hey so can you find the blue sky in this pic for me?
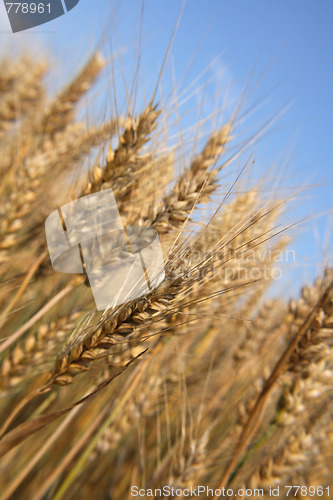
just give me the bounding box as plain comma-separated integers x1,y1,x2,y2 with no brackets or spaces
1,0,332,291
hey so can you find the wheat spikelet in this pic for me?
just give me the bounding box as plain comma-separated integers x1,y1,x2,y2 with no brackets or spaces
215,271,333,495
50,265,194,386
40,52,106,135
0,310,82,392
0,56,47,137
83,102,160,197
0,56,27,92
0,120,119,256
143,125,232,235
237,405,333,496
276,274,333,427
168,431,210,490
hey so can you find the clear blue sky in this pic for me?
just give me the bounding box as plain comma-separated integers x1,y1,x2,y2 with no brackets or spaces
1,0,332,291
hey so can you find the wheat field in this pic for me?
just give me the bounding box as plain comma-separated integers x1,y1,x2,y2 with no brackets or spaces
0,36,332,500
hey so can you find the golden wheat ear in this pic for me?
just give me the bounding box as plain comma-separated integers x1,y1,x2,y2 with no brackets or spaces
40,52,106,136
0,55,47,138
